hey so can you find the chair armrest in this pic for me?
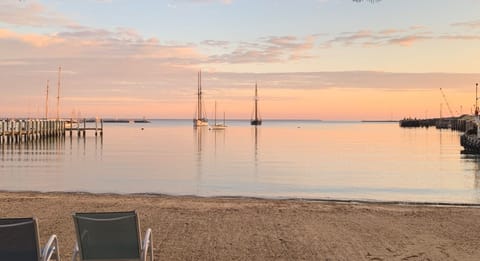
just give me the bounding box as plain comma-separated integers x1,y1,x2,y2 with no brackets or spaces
141,228,153,261
41,234,60,261
71,241,79,261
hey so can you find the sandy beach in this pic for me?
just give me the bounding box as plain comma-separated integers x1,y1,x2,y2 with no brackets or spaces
1,192,480,260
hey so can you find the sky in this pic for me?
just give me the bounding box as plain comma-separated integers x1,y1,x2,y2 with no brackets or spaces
1,0,480,120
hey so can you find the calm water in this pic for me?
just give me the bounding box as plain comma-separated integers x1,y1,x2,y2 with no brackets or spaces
1,120,480,203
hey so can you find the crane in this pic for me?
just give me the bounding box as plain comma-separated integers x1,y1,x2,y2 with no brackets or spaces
439,88,455,117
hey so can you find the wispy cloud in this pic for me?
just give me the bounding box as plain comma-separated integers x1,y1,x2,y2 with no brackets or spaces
452,19,480,29
326,26,480,47
0,28,65,47
0,1,75,27
208,35,316,63
201,40,230,47
0,25,203,64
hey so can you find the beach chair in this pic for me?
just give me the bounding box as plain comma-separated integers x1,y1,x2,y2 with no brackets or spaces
72,211,153,261
0,217,60,261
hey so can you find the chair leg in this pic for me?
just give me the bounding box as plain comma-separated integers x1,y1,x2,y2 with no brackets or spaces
71,242,79,261
141,228,153,261
41,234,60,261
149,233,154,261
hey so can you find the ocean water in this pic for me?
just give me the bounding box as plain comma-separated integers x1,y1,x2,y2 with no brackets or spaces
1,120,480,203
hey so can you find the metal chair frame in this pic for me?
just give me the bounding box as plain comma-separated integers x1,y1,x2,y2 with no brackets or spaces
0,217,60,261
71,211,153,261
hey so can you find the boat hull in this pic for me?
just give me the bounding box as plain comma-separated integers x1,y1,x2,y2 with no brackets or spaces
460,133,480,153
210,124,226,130
193,119,208,127
250,120,262,126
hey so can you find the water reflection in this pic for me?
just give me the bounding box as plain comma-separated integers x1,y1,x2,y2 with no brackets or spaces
1,136,66,163
252,126,260,178
1,135,103,166
461,153,480,189
212,128,226,157
3,121,480,203
193,127,206,194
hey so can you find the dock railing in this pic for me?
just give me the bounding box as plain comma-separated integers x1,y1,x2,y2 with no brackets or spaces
65,118,104,137
0,118,104,144
0,119,65,144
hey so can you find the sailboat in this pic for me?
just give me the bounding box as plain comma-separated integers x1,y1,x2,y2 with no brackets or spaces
210,101,227,130
193,71,209,127
250,82,262,125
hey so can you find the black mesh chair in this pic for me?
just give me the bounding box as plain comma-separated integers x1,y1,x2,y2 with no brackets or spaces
72,211,153,261
0,217,60,261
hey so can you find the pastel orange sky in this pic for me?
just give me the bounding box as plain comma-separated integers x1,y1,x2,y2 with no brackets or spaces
1,0,480,120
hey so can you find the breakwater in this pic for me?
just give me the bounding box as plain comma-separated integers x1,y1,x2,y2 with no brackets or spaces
399,115,475,132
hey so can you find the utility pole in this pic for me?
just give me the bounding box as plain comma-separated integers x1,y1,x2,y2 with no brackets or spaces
56,66,61,120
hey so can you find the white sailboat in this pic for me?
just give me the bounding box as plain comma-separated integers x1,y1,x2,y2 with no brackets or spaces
210,101,227,130
193,71,209,127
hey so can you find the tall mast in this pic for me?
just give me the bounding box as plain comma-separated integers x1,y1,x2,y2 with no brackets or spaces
214,100,217,125
476,83,478,116
476,83,479,136
56,66,61,120
254,82,258,121
45,80,49,119
197,71,200,119
197,71,202,119
200,71,202,119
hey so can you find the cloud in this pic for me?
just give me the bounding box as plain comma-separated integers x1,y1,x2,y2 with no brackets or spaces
208,35,316,63
326,26,480,47
452,20,480,29
202,71,480,92
0,28,65,47
329,30,374,46
0,1,75,27
201,40,230,47
387,35,426,46
0,25,204,64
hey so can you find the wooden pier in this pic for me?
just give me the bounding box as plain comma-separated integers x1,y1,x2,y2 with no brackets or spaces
0,118,104,144
0,119,65,144
65,119,104,137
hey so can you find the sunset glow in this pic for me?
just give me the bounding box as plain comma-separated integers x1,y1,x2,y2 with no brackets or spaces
1,0,480,120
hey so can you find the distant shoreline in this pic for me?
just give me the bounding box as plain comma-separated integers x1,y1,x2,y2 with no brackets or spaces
361,120,399,123
0,118,404,123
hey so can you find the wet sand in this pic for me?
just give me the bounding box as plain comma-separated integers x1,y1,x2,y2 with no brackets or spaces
1,191,480,260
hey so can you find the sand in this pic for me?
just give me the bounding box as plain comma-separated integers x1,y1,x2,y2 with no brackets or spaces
1,192,480,260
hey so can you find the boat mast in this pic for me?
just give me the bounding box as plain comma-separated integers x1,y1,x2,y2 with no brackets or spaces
476,83,478,116
476,83,479,136
56,66,61,120
45,80,49,119
197,71,201,120
254,82,258,121
214,100,217,125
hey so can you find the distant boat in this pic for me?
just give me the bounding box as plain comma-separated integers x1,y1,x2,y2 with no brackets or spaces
210,101,227,130
193,71,208,127
250,82,262,125
461,83,480,153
